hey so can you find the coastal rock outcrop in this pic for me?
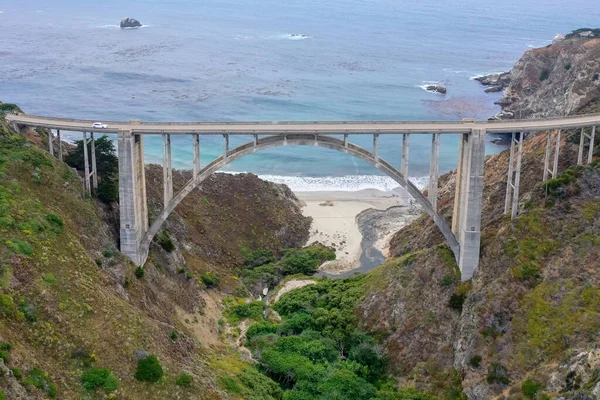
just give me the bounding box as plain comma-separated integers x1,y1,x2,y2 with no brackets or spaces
120,17,142,28
425,84,447,95
491,31,600,119
473,72,511,93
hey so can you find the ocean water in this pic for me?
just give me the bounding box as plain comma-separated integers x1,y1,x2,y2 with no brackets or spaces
1,0,598,191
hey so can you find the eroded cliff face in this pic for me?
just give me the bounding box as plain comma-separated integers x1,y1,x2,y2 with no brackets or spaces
361,126,600,399
495,36,600,119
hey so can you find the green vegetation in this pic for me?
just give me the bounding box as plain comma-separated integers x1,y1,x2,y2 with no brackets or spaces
102,249,114,258
224,298,266,323
11,367,23,379
170,330,179,341
135,266,144,279
564,63,572,70
448,282,472,312
0,103,19,113
134,354,164,383
238,244,335,295
155,229,175,252
539,69,550,82
6,239,33,255
521,378,542,399
81,367,119,393
65,135,119,204
513,281,600,366
543,167,579,197
486,363,510,385
175,372,193,387
24,367,58,398
241,275,432,399
468,355,482,369
565,28,600,39
201,271,220,287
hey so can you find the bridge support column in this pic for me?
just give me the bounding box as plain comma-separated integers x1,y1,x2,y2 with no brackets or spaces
162,133,173,208
57,130,63,162
453,129,485,281
90,132,98,191
373,134,379,162
401,134,410,177
193,134,200,179
589,126,596,164
224,134,229,159
83,132,91,194
48,130,54,157
428,133,440,210
504,132,523,220
118,130,148,266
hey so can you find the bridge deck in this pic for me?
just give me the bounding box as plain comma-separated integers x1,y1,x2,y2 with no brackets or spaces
7,112,600,134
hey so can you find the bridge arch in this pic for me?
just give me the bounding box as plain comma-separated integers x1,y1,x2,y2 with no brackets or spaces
139,133,460,263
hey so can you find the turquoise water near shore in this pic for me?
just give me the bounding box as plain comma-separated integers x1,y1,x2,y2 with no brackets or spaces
1,0,598,190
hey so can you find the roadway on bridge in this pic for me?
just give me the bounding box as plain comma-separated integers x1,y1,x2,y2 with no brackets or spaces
7,112,600,135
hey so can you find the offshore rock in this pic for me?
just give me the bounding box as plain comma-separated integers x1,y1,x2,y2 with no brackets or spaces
120,17,142,28
426,84,447,94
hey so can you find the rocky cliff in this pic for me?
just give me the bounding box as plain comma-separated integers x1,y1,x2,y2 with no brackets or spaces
489,30,600,120
360,117,600,398
0,108,310,399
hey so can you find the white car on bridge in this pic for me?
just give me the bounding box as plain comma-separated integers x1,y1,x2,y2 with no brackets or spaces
92,122,108,129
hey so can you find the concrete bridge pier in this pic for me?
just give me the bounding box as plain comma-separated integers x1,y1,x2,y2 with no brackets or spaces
162,133,173,207
452,129,486,281
118,130,149,265
428,133,440,210
57,130,63,162
401,134,410,177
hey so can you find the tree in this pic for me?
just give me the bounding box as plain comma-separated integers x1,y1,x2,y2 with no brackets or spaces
65,135,119,203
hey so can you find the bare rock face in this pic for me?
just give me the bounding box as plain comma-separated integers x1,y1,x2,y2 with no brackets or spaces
474,72,511,94
120,17,142,28
493,35,600,119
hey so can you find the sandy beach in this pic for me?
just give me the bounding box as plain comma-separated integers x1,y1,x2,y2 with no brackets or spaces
295,187,420,276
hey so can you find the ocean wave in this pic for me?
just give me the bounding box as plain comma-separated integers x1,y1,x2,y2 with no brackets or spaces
99,24,151,29
469,72,505,80
269,33,311,40
225,173,429,192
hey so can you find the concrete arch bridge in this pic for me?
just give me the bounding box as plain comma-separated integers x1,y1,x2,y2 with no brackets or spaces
7,112,600,280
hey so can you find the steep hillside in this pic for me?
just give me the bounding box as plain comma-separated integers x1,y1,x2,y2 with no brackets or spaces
0,107,310,399
360,123,600,399
494,31,600,119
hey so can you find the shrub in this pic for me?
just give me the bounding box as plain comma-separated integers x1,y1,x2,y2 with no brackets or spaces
0,390,4,400
97,177,119,204
220,376,242,393
201,271,220,287
0,343,11,351
5,239,33,255
512,263,541,283
175,372,193,387
170,331,179,341
0,103,19,113
539,69,550,82
135,266,144,279
522,378,542,399
134,355,163,383
81,368,119,393
486,362,510,385
24,367,58,398
246,322,279,340
469,355,482,368
42,273,56,285
234,301,266,320
155,230,175,252
448,283,471,312
440,275,454,287
244,249,275,268
11,368,22,379
0,350,9,363
102,249,114,258
565,63,572,70
45,214,64,233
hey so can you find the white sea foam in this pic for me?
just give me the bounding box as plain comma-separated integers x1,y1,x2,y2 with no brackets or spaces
269,33,311,40
224,173,428,192
99,24,151,29
469,72,505,80
418,81,443,93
